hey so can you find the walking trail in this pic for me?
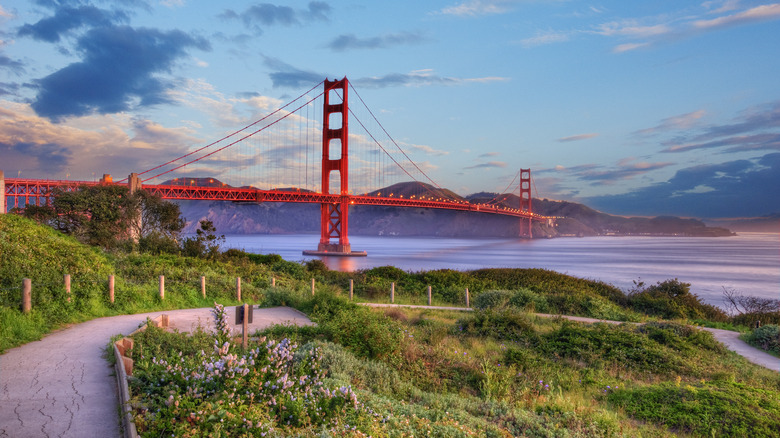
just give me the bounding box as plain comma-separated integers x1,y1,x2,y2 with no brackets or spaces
1,304,777,438
0,306,313,438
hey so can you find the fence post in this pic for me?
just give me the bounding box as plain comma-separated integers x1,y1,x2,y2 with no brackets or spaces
236,277,242,301
271,277,276,288
427,285,432,306
465,288,470,308
159,275,165,300
349,279,353,300
22,278,31,314
201,276,206,299
311,278,315,296
108,275,115,304
64,274,71,303
391,282,395,303
242,303,249,350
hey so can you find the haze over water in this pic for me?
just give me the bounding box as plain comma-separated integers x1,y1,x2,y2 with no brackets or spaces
224,233,779,309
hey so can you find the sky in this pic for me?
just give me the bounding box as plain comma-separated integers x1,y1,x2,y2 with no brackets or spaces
1,0,779,219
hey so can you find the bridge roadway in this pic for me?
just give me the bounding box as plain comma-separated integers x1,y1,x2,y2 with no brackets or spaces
2,178,546,220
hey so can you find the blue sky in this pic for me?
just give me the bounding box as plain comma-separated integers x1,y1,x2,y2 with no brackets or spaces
1,0,779,219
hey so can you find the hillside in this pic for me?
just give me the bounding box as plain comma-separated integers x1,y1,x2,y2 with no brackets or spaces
173,181,733,237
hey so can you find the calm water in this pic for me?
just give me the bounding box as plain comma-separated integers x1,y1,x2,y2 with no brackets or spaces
223,233,779,308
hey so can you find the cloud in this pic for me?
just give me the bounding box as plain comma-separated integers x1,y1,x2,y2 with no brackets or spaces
519,31,570,48
0,101,200,178
479,151,499,158
557,133,599,142
693,3,780,30
327,31,427,51
0,55,24,74
220,1,330,35
408,143,449,156
655,101,780,154
30,26,210,121
353,70,509,89
17,5,128,43
636,110,707,136
464,161,507,169
263,57,325,88
437,0,517,17
583,153,780,217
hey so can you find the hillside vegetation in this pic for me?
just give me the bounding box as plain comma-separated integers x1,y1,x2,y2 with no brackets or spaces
3,214,779,436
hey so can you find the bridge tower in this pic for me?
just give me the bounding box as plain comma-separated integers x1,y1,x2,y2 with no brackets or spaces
519,168,533,238
304,77,366,256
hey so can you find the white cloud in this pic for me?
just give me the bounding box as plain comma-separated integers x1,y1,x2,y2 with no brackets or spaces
694,3,780,29
438,0,514,17
557,133,599,142
519,32,570,48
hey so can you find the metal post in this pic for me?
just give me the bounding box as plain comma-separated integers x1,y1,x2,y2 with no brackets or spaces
201,276,206,299
236,277,241,301
64,274,71,303
391,282,395,303
22,278,31,314
159,275,165,300
427,285,432,306
349,279,353,300
109,275,115,304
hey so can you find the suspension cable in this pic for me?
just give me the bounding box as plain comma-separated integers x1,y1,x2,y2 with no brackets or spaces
142,90,325,183
123,80,324,184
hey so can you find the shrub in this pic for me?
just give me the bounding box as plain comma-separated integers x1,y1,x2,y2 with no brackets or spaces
628,279,728,321
607,381,780,437
473,290,514,310
458,309,539,346
746,324,780,355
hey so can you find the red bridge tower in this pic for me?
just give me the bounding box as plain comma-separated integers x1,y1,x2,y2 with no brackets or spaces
303,78,367,256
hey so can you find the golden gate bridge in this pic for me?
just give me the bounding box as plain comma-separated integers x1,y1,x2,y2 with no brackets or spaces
1,78,550,256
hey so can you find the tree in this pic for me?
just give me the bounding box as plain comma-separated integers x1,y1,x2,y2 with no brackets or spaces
181,219,224,259
23,184,184,251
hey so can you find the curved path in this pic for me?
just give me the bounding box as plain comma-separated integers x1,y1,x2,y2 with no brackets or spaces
0,307,313,438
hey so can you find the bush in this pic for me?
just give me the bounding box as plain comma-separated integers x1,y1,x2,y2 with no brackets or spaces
746,324,780,355
473,290,514,310
607,381,780,437
458,309,539,346
628,279,727,321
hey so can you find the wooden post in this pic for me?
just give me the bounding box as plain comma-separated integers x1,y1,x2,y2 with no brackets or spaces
465,287,470,308
159,275,165,300
22,278,31,314
108,275,115,304
271,277,276,288
311,278,315,296
349,279,353,300
427,285,432,306
64,274,71,303
200,276,206,299
242,303,249,349
236,277,242,301
391,282,395,303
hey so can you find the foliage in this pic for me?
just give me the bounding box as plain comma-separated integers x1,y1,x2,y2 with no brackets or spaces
181,219,224,259
129,326,374,437
607,381,780,437
745,324,780,355
627,279,727,321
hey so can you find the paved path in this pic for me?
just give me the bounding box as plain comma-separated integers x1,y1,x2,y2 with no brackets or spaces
364,303,780,372
0,306,313,438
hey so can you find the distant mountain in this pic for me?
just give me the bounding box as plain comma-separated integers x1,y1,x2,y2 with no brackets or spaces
708,213,780,233
171,180,734,238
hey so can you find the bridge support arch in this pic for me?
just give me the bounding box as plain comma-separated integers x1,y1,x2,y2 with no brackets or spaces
304,78,366,257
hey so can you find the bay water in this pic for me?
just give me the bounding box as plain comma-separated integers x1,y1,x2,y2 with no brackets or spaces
223,233,779,308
